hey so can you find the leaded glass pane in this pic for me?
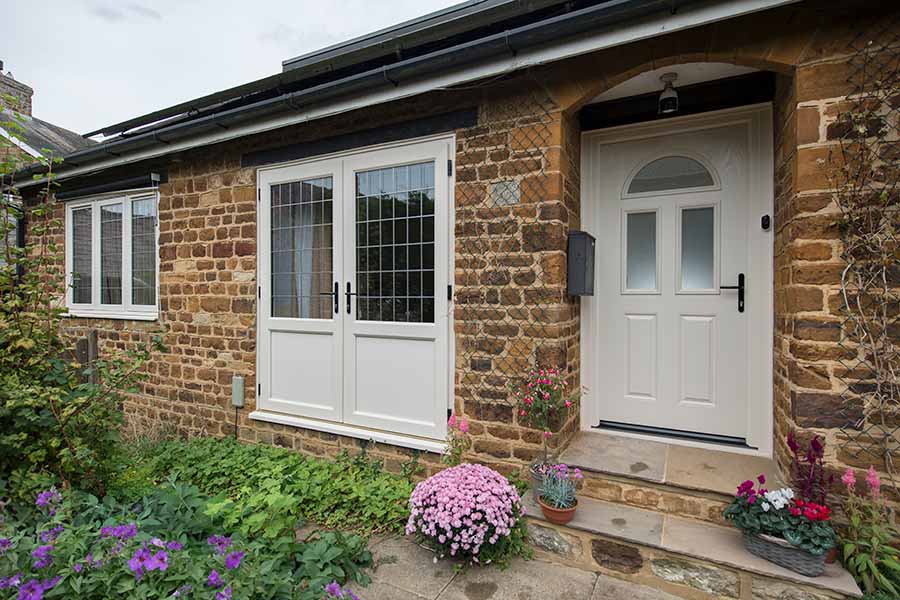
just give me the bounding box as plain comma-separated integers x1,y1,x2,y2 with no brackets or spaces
71,207,92,304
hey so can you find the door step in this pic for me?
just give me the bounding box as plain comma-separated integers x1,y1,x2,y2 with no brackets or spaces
558,431,780,526
524,494,862,599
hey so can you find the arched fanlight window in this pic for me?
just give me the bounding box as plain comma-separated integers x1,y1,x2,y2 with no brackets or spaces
626,155,716,196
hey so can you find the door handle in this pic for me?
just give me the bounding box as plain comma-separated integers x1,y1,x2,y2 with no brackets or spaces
720,273,745,313
318,282,339,314
345,281,358,314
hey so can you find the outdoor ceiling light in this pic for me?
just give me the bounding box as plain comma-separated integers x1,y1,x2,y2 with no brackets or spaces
658,72,679,115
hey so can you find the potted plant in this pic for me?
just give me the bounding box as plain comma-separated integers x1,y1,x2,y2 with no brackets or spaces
724,475,836,577
512,368,571,501
786,432,837,562
537,463,582,525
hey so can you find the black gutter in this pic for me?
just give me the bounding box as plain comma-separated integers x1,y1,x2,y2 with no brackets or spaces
19,0,693,186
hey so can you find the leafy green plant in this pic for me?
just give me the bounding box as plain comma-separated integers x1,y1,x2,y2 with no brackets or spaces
840,467,900,597
0,97,161,495
137,437,414,535
0,481,372,599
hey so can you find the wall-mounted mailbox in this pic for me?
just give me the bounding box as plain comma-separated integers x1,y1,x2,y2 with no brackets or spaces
567,231,595,296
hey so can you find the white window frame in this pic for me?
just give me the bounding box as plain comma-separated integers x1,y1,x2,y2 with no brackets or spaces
65,188,159,320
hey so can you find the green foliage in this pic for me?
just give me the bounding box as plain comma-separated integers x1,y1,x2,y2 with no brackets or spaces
0,481,371,599
135,437,415,536
0,97,161,495
539,471,577,509
841,477,900,596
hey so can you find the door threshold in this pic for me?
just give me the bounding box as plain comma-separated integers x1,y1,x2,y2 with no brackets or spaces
586,422,766,458
595,421,751,448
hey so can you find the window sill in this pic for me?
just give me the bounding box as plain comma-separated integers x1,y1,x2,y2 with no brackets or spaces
65,309,159,322
248,410,447,454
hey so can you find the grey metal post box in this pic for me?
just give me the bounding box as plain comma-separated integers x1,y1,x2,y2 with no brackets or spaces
567,231,595,296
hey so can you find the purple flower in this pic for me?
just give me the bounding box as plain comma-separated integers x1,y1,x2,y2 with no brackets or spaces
72,563,83,573
224,550,245,570
173,585,193,597
0,572,22,589
15,576,58,600
207,535,232,555
35,489,61,509
128,546,152,581
215,587,233,600
31,545,53,569
100,522,137,541
166,540,184,551
207,569,224,589
0,538,11,554
150,537,165,548
39,526,64,544
146,550,169,573
324,582,360,600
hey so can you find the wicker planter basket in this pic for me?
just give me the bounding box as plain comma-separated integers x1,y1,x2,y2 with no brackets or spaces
743,533,826,577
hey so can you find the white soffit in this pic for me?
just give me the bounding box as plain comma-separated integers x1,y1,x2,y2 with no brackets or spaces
590,63,760,104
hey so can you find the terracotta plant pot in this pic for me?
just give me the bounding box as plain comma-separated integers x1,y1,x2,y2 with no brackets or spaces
824,546,838,564
538,496,578,525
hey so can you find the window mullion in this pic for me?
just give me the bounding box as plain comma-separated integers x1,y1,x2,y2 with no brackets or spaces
123,197,133,312
91,204,101,310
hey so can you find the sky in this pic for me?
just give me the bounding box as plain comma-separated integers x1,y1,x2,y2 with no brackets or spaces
3,0,460,135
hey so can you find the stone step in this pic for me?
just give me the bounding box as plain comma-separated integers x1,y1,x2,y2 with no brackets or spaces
524,494,862,600
557,431,781,525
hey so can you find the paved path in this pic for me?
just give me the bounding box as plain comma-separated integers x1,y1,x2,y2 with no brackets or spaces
360,535,682,600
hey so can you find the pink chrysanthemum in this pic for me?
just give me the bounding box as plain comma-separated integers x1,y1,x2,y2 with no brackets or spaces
406,463,523,561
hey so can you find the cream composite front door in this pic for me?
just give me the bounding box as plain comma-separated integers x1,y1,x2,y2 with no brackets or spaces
584,107,773,446
256,138,451,443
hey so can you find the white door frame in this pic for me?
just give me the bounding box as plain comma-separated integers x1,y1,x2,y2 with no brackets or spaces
580,103,774,457
252,133,456,454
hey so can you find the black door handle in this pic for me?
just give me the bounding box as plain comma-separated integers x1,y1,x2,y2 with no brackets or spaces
318,282,339,314
720,273,745,313
345,281,359,314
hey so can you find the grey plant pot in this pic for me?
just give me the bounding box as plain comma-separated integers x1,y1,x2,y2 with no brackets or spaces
743,534,826,577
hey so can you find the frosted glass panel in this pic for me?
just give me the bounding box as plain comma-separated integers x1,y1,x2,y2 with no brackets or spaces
681,207,715,290
626,212,656,291
628,156,714,194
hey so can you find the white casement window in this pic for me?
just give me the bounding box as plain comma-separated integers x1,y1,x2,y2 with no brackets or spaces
65,190,159,320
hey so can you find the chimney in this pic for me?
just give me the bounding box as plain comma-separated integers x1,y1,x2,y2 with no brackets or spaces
0,62,34,116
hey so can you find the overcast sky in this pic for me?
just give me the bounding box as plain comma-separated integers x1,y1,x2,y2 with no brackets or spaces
3,0,460,135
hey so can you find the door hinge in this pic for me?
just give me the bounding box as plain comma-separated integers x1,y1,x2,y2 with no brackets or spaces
447,284,453,301
447,408,453,420
258,286,261,299
257,189,260,202
447,159,453,176
257,383,261,396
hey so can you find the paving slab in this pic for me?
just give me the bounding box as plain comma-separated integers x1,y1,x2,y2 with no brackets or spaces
370,535,458,598
665,445,782,496
437,557,597,600
661,515,862,597
524,494,664,548
560,432,668,483
359,579,433,600
592,575,684,600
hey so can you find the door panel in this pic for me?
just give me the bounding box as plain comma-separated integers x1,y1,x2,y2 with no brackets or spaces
594,124,749,439
342,142,450,439
258,161,344,422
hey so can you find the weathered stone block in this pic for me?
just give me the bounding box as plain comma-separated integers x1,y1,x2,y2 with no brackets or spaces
649,558,739,597
528,523,582,560
591,538,643,574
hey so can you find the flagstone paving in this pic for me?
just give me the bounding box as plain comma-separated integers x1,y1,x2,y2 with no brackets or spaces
363,535,683,600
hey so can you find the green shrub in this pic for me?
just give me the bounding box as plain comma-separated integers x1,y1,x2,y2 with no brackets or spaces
136,437,415,536
0,104,160,495
0,481,371,600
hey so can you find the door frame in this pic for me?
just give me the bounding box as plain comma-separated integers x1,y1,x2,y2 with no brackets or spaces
580,103,774,457
251,132,456,454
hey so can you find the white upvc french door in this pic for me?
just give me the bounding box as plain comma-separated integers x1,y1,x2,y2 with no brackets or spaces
257,138,451,443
